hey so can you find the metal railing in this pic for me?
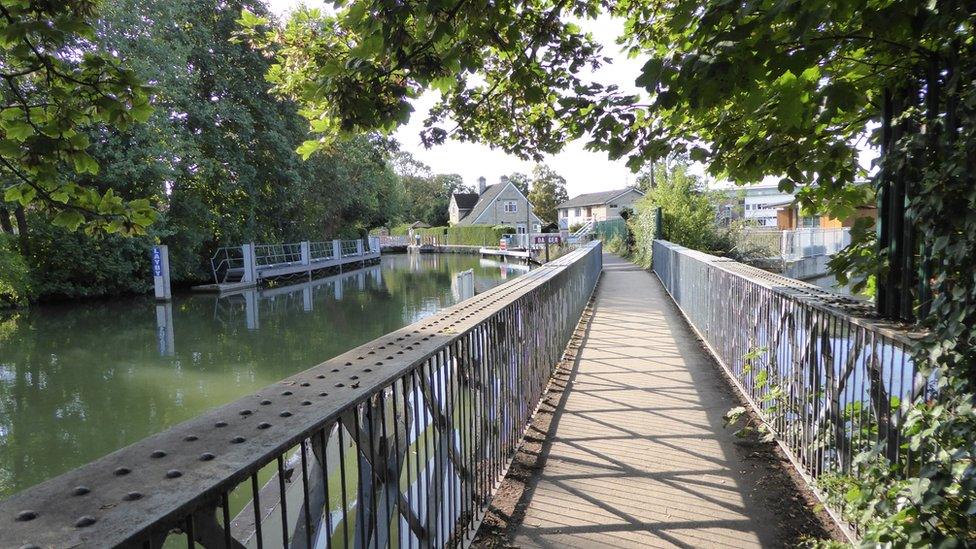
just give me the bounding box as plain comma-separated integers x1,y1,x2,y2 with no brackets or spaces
651,240,925,524
781,227,851,260
738,228,851,261
340,240,360,257
255,243,304,267
378,235,410,248
1,242,602,548
309,241,337,262
211,247,246,284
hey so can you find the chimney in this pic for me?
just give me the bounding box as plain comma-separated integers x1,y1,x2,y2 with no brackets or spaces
478,176,486,195
500,175,509,186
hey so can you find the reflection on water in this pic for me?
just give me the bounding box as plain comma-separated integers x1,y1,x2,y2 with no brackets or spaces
0,253,526,498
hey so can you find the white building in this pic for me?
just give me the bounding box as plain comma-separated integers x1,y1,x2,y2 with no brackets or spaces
556,188,645,230
741,185,794,228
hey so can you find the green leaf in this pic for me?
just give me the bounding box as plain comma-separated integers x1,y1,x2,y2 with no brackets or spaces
296,139,321,160
52,210,85,231
3,120,34,141
71,152,99,175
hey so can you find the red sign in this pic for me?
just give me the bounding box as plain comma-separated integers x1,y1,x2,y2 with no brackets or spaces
499,239,507,251
534,235,562,244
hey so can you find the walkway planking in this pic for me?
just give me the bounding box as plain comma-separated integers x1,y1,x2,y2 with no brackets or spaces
509,254,817,548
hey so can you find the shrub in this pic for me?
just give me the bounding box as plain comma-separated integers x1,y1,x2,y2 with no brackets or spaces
414,225,515,246
0,234,30,307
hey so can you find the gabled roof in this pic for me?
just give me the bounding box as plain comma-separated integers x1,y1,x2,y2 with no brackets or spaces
457,184,504,225
457,183,542,225
557,188,644,209
452,192,479,210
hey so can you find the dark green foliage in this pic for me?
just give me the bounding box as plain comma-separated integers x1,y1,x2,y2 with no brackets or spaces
415,225,514,246
0,234,29,306
24,218,154,300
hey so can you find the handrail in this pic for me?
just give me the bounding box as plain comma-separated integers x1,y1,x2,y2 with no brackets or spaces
651,239,923,535
1,242,603,548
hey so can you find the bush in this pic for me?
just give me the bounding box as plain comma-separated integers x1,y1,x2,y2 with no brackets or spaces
0,234,30,307
25,219,155,301
415,225,515,246
389,223,413,236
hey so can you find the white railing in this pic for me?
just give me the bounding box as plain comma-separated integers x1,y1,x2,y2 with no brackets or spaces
781,227,851,260
569,219,595,243
739,227,851,261
210,238,379,284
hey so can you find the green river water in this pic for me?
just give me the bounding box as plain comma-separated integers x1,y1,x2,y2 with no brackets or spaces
0,253,525,498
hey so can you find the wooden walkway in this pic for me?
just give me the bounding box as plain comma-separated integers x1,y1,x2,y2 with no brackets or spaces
508,254,817,548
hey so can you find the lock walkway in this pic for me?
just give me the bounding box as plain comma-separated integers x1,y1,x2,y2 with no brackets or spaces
508,254,828,548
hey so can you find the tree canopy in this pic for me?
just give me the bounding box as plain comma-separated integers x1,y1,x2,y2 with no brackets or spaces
527,164,568,223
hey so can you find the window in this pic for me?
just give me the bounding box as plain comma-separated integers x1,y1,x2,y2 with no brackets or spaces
503,200,518,213
561,209,568,217
800,216,821,228
575,208,581,217
609,204,618,208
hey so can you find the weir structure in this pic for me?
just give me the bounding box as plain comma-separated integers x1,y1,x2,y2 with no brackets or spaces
205,237,381,292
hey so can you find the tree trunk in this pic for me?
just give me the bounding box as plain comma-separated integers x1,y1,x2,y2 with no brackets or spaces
0,206,12,234
13,205,28,255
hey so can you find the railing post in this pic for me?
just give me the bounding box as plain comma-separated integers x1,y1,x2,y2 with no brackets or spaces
300,241,310,266
241,243,257,284
332,239,342,259
356,239,364,256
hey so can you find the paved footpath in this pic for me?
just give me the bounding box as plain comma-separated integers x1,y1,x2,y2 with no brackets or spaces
511,254,799,548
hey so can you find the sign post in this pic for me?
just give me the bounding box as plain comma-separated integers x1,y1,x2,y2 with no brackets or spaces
152,245,172,301
533,235,562,263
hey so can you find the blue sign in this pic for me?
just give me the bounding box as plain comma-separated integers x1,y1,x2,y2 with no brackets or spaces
152,247,162,277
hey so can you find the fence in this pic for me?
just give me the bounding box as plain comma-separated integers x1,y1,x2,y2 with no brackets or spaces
591,218,627,241
377,235,410,248
738,228,851,261
651,239,924,529
0,242,603,548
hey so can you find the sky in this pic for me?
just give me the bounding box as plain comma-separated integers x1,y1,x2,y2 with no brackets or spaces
264,0,649,197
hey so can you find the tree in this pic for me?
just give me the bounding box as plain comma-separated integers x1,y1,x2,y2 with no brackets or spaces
527,165,567,224
3,0,409,300
0,0,154,235
507,172,530,197
394,150,470,226
639,161,726,252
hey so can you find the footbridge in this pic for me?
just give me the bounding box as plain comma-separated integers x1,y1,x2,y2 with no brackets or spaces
0,239,918,547
205,237,381,291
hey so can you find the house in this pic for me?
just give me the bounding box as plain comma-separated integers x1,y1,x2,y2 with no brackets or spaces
448,192,479,225
740,184,795,228
774,199,877,230
556,187,644,229
450,176,543,234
